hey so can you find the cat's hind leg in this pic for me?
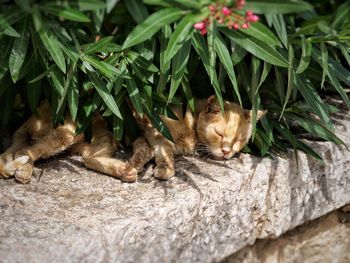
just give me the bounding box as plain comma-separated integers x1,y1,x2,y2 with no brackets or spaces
72,113,138,182
128,137,154,173
12,122,83,183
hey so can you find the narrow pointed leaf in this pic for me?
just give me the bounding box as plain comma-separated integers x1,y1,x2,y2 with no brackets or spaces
87,69,122,119
41,5,91,22
9,17,29,82
122,8,183,49
220,27,289,67
38,26,66,73
214,33,242,105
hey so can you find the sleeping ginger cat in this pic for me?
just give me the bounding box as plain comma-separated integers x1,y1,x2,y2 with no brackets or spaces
128,95,266,180
0,96,266,183
0,101,137,183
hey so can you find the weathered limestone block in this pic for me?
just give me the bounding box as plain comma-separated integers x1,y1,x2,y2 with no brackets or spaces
0,110,350,263
224,208,350,263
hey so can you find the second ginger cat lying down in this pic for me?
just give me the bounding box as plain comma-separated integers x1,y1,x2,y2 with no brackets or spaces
0,96,266,183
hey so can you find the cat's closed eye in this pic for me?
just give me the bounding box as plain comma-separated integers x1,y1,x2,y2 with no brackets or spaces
214,128,224,138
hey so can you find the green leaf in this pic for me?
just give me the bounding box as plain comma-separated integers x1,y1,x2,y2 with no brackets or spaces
9,17,29,82
168,38,191,102
0,14,20,38
76,0,106,11
327,71,350,110
82,36,115,54
289,112,344,146
192,33,224,111
207,21,217,83
241,22,282,48
320,43,328,89
230,42,247,66
280,44,295,119
67,72,79,121
86,69,123,119
313,49,350,86
83,56,122,79
332,1,350,28
56,63,77,116
122,8,184,49
124,0,149,23
113,115,124,141
125,79,143,116
41,5,91,22
0,39,12,80
143,102,173,142
181,75,195,112
245,0,313,14
294,73,332,128
38,26,66,73
220,27,289,67
214,33,241,106
164,15,194,65
127,51,158,72
266,14,288,47
296,36,312,74
26,66,42,113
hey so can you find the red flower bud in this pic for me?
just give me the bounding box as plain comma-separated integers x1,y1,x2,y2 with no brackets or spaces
248,15,259,22
246,10,253,17
200,28,208,35
208,5,216,12
221,6,231,16
241,23,249,29
194,21,206,30
233,22,240,30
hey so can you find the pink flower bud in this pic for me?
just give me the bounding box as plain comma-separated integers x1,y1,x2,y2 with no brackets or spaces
218,18,224,24
208,5,216,12
248,15,259,22
233,22,240,30
221,6,231,16
200,28,208,35
194,21,206,30
246,10,253,17
241,23,249,29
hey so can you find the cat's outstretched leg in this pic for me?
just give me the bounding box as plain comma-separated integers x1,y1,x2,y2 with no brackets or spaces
144,131,175,180
128,137,154,173
12,121,83,183
72,113,138,182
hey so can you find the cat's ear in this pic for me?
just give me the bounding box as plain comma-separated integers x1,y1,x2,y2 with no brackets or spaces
243,109,267,121
206,95,220,113
184,108,195,128
257,110,267,120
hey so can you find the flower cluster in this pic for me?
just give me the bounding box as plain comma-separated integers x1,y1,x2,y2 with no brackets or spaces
193,0,259,35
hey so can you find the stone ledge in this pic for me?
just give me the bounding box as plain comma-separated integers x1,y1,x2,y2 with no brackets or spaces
224,207,350,263
0,110,350,263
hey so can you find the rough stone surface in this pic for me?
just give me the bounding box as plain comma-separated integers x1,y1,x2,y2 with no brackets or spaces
1,109,350,263
224,208,350,263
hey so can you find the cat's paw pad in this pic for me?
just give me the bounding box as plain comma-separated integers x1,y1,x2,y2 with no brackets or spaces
154,166,175,180
14,163,33,184
119,165,138,183
0,156,30,179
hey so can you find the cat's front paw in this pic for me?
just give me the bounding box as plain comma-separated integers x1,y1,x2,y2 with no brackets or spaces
118,165,138,183
0,155,30,180
15,163,33,184
154,165,175,180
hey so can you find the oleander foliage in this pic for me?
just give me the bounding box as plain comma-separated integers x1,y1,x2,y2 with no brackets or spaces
0,0,350,160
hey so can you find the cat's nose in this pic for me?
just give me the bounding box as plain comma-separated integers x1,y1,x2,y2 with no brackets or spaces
222,148,231,155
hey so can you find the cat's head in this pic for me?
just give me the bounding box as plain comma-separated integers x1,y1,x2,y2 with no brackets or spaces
196,96,266,159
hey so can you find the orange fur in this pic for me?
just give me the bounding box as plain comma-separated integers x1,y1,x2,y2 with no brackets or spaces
0,101,137,184
130,96,266,179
